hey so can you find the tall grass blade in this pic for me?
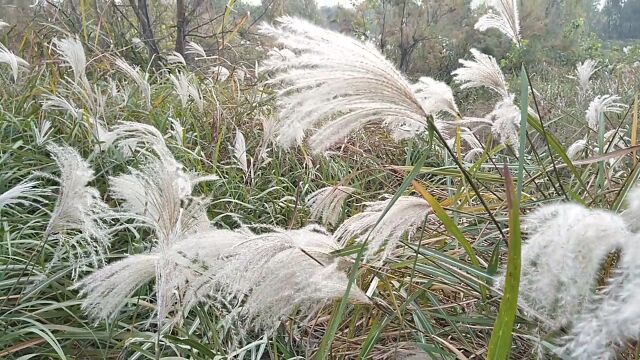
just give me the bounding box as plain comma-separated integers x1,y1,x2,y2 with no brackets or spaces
487,164,521,360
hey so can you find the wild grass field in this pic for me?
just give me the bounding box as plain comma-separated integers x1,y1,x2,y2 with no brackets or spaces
1,0,640,359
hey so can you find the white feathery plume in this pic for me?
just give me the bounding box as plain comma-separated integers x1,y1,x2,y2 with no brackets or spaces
52,37,88,86
576,59,598,95
0,42,29,82
76,225,369,331
74,253,159,320
186,41,207,58
260,16,449,153
109,121,174,163
234,128,248,174
306,185,357,226
411,77,460,117
488,95,521,148
586,95,626,131
567,139,588,160
33,120,53,146
210,66,230,82
169,72,203,111
113,57,151,109
166,51,186,66
0,181,50,211
41,93,83,120
183,225,369,331
622,186,640,232
474,0,521,45
334,196,432,260
45,144,113,279
168,117,184,146
452,49,509,98
106,136,217,322
516,202,628,330
561,237,640,359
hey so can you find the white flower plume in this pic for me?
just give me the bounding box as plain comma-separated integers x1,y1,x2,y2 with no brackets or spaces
576,59,598,95
260,16,449,153
567,139,588,160
75,226,369,332
234,128,248,174
335,196,432,260
488,95,520,148
561,238,640,359
474,0,521,45
622,186,640,232
210,66,230,82
586,95,626,131
411,77,460,117
45,144,113,278
186,41,207,58
169,71,204,112
0,42,29,82
53,36,88,85
113,57,151,109
517,202,628,330
452,49,509,98
0,181,50,211
306,185,357,226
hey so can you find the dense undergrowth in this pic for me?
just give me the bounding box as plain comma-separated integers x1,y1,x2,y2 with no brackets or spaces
1,1,640,359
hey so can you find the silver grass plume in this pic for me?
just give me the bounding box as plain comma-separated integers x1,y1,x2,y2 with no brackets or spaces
517,202,628,330
488,95,520,148
567,139,588,160
0,181,50,211
561,237,640,359
186,41,207,58
452,49,509,98
183,225,369,332
45,144,113,279
334,196,432,260
113,57,151,109
74,229,245,322
586,95,626,131
0,42,29,82
576,59,598,95
234,128,248,174
474,0,521,45
169,71,204,112
76,225,369,332
622,186,640,232
210,65,230,82
259,16,454,153
306,185,357,226
107,125,217,322
166,51,186,66
53,36,89,87
458,94,520,149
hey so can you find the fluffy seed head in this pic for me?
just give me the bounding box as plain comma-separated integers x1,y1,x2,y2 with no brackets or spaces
306,186,357,226
452,49,509,98
586,95,626,131
260,16,450,153
0,42,29,82
335,195,432,260
474,0,521,45
517,202,628,330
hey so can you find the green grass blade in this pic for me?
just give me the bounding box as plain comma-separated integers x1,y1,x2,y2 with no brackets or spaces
487,165,522,360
